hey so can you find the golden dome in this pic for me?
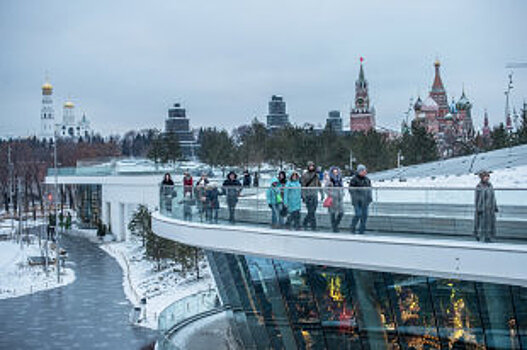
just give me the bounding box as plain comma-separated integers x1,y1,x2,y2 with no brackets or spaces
64,101,74,108
434,59,441,66
42,82,53,94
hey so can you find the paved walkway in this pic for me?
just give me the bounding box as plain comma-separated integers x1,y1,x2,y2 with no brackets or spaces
0,231,157,349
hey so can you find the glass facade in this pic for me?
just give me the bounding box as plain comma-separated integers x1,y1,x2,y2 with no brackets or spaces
76,184,101,229
207,250,527,349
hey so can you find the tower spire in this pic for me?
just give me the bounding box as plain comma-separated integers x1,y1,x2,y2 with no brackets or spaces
358,57,365,82
432,60,445,92
429,59,448,114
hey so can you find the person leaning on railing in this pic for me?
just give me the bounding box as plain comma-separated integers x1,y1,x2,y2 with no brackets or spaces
349,164,372,235
205,182,220,224
194,174,209,222
183,171,193,198
474,170,498,243
160,173,175,213
301,161,323,231
222,171,242,223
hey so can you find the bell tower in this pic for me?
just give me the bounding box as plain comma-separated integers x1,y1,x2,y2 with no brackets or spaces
39,80,55,142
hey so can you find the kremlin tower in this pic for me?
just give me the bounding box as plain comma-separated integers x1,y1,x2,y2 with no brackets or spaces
39,81,55,142
350,57,376,132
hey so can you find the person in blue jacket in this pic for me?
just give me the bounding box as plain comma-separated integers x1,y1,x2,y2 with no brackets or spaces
284,170,302,230
266,176,285,228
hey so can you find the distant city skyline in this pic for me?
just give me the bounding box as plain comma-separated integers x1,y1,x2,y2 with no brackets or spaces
0,0,526,137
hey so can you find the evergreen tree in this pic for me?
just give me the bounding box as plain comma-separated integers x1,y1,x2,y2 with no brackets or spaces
399,122,439,165
128,204,151,247
490,123,510,150
197,127,235,169
173,244,204,279
147,131,181,164
235,119,268,168
517,112,527,145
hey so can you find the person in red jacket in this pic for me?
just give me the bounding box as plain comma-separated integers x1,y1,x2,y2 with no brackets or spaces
183,171,193,198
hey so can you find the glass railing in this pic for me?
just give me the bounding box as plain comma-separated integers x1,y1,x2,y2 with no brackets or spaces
158,289,220,333
157,289,221,350
158,184,527,241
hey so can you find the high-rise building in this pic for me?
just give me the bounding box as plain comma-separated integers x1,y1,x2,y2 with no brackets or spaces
266,95,290,130
39,81,55,142
350,58,376,132
164,103,199,159
326,110,343,133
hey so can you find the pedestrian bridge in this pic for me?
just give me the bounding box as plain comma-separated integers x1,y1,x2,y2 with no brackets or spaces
152,185,527,288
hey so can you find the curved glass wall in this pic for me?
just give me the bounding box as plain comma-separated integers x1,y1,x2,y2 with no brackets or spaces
207,251,527,349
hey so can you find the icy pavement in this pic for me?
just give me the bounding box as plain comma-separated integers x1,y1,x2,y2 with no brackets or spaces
0,228,75,300
0,234,156,349
101,237,215,330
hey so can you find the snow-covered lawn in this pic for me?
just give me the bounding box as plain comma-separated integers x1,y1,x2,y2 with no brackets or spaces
374,164,527,189
0,235,75,300
100,237,215,330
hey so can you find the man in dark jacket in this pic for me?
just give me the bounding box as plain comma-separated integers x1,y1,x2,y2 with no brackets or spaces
349,164,372,234
301,161,322,230
222,171,242,222
242,170,252,187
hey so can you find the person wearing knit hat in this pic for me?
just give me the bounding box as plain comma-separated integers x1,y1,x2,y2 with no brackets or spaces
474,169,497,242
356,164,367,174
349,164,372,234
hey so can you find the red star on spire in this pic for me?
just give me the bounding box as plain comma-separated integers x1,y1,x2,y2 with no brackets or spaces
360,57,364,63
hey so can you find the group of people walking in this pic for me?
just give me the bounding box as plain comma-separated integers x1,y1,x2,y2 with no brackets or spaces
266,162,373,233
160,162,375,234
160,163,499,242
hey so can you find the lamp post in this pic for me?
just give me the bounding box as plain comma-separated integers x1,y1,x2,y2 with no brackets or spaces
8,144,14,240
397,150,404,168
349,150,356,173
53,135,60,284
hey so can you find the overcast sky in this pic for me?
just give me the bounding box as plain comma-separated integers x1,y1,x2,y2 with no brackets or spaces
1,0,526,137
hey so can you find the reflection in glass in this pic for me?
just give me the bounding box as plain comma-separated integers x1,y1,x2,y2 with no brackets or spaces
206,251,527,350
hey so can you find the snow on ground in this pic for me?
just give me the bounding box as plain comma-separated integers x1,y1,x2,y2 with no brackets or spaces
373,164,527,189
0,233,75,300
100,237,215,330
368,165,527,205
